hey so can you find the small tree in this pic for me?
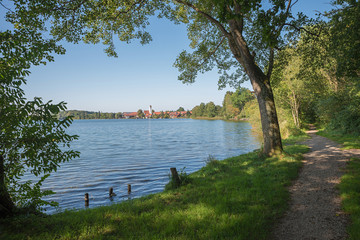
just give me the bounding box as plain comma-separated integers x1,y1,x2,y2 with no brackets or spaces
177,107,185,112
205,101,216,117
137,109,145,118
231,88,255,112
115,112,123,119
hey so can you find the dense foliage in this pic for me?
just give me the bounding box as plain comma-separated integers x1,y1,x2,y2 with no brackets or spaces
191,88,255,119
0,28,79,215
266,0,360,136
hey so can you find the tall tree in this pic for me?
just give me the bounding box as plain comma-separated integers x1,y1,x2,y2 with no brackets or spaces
168,0,303,154
177,107,185,112
231,88,255,112
137,109,145,118
205,101,216,117
222,91,240,119
327,0,360,79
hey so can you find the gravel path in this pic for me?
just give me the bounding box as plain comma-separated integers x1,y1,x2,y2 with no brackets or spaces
272,129,360,240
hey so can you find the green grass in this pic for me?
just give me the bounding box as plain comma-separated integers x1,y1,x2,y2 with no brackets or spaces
282,131,311,145
339,158,360,239
0,144,309,240
317,130,360,149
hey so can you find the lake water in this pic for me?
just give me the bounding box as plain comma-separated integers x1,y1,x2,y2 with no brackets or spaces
38,119,260,213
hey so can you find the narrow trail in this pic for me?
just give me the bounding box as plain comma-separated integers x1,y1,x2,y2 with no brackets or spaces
272,129,360,240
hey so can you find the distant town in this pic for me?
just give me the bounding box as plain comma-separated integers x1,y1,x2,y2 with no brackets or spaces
58,105,192,120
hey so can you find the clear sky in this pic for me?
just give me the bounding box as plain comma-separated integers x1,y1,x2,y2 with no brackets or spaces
3,0,333,112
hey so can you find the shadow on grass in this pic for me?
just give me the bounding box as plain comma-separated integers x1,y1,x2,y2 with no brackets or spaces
0,145,309,240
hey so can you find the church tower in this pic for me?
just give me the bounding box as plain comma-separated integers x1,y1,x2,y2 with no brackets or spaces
149,105,153,116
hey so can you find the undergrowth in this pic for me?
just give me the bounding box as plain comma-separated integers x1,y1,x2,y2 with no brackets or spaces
339,158,360,239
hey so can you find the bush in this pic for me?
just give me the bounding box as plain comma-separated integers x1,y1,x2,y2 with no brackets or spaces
316,90,360,135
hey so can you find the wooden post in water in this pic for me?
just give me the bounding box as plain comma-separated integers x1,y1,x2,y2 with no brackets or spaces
128,184,131,194
85,193,89,207
109,187,116,197
170,167,181,188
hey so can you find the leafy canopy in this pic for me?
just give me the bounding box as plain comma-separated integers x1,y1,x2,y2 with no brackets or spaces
3,0,308,89
1,17,79,210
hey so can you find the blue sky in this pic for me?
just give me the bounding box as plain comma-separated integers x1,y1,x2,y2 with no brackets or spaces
3,0,333,112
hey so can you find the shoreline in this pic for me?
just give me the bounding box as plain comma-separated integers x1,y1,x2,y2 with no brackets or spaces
1,135,309,239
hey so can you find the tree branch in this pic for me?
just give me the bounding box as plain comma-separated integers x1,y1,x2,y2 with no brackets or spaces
53,0,88,12
113,0,147,20
322,4,357,17
0,2,14,13
290,0,299,9
284,23,321,37
274,0,293,38
199,37,226,66
173,0,231,38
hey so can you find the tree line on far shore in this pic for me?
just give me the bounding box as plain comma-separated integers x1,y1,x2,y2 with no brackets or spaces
57,107,191,119
57,88,255,120
191,87,254,120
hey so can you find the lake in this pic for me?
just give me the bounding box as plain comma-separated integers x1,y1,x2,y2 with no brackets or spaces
38,119,261,213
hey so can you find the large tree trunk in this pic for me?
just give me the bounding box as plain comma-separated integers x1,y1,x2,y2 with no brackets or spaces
227,22,283,155
0,154,15,217
244,63,283,155
253,76,283,155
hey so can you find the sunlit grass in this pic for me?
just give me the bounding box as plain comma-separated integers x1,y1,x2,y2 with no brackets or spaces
339,158,360,239
317,130,360,149
282,131,311,145
0,144,309,240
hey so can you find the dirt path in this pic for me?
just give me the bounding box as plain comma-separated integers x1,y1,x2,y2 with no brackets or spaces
272,129,360,240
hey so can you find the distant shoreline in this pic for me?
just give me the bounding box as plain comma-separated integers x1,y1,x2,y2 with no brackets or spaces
69,117,250,122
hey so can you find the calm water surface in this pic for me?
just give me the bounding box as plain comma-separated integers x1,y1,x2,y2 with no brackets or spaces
39,119,260,213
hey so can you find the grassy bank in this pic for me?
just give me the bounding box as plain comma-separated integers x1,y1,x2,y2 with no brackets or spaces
339,158,360,240
317,130,360,149
0,143,308,240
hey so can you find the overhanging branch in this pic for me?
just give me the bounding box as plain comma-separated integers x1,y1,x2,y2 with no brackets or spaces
113,0,147,20
284,23,321,37
174,0,231,38
0,2,13,13
199,37,226,67
53,0,88,12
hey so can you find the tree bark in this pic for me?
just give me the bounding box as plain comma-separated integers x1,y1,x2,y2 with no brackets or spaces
0,154,15,217
252,74,283,155
227,21,283,155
